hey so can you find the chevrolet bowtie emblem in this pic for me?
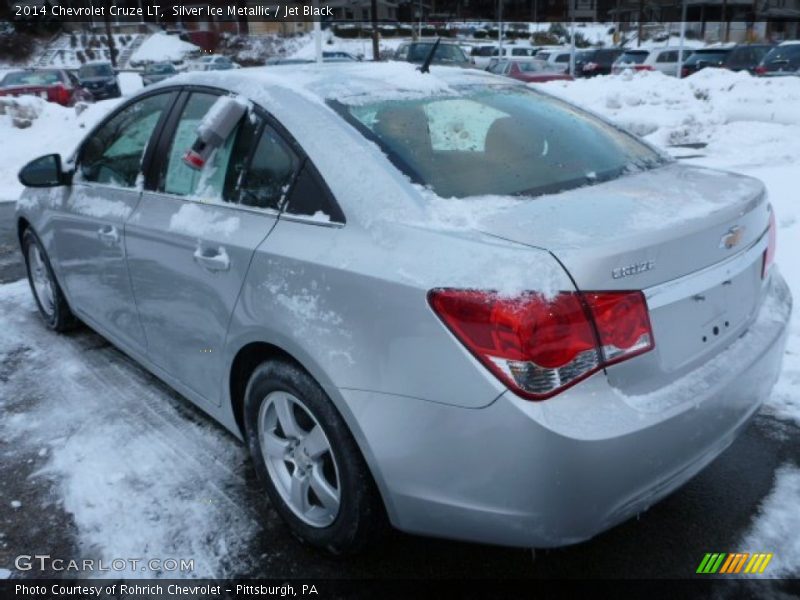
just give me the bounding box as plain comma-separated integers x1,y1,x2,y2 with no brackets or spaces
720,226,745,250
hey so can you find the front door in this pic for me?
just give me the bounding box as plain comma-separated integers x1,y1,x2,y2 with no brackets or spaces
53,92,174,352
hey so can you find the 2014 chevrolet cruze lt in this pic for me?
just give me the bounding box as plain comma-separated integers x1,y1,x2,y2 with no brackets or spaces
15,64,791,553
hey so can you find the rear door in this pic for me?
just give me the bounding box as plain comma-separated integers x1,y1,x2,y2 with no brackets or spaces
125,89,299,405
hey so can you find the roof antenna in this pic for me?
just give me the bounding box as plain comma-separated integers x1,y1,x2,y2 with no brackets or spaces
418,38,441,74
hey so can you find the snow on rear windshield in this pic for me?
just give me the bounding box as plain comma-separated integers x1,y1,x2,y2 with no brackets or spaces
331,87,665,199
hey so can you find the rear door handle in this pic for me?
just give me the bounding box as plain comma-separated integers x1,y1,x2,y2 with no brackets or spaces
193,246,230,272
97,225,120,246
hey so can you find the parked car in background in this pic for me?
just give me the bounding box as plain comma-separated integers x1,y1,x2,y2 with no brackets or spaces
77,62,121,100
0,69,93,106
471,45,498,68
612,47,690,76
141,63,178,86
487,59,573,82
15,64,790,555
681,44,773,77
535,48,572,72
321,51,361,62
189,55,240,71
574,48,624,77
394,41,472,67
755,41,800,77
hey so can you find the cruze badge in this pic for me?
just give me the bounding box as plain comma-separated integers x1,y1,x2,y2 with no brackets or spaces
612,260,655,280
720,225,745,250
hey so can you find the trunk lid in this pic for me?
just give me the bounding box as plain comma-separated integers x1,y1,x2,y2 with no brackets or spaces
477,163,772,384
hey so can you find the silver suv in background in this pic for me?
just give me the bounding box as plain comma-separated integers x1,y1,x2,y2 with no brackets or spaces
612,47,692,76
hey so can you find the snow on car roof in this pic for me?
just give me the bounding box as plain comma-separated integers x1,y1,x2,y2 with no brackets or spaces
152,62,515,106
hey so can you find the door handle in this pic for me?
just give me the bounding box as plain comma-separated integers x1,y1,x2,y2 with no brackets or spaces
193,246,230,272
97,225,120,246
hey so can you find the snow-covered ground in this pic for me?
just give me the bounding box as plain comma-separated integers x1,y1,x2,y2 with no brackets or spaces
0,66,798,577
0,73,142,202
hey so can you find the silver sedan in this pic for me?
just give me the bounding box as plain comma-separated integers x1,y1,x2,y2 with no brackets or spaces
15,64,792,553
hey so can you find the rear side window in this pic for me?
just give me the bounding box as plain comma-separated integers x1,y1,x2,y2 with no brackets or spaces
161,92,253,201
79,93,171,188
656,51,678,63
237,125,299,211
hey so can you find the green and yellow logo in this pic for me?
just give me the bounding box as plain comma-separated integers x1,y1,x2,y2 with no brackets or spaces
696,553,773,575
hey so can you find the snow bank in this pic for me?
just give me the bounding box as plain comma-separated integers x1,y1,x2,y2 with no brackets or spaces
132,33,199,64
539,68,800,149
0,96,121,201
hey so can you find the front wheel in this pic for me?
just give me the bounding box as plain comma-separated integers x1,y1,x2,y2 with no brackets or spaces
22,228,77,332
243,360,384,554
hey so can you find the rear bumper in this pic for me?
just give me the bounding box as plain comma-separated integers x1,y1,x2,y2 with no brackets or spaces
340,272,791,548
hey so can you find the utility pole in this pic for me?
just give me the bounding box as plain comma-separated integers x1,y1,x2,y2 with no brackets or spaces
498,0,503,55
569,15,575,77
637,0,643,47
371,0,379,61
313,0,322,63
677,0,687,78
103,11,117,68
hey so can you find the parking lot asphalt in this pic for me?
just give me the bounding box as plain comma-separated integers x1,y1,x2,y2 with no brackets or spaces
0,201,798,589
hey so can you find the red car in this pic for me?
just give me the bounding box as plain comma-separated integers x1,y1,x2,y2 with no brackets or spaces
487,59,574,83
0,69,94,106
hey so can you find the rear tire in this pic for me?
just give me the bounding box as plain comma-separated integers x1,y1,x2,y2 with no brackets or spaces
22,228,77,332
243,359,384,554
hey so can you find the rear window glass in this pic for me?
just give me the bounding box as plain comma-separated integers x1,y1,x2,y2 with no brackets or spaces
1,70,62,86
618,51,648,64
79,64,114,78
332,87,665,199
686,50,730,65
762,45,800,64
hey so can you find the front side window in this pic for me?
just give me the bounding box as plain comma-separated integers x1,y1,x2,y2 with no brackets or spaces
79,93,171,187
333,87,665,199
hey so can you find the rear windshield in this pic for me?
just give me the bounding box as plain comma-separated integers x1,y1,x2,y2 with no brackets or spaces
1,70,61,86
472,46,496,57
407,44,467,63
79,64,114,78
518,61,546,72
617,51,648,64
762,45,800,65
146,64,176,74
685,50,729,65
331,87,665,199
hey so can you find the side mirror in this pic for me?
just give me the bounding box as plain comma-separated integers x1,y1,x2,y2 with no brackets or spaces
18,154,70,188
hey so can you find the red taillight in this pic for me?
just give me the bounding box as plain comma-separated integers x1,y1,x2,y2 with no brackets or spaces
681,67,689,78
762,209,777,278
634,65,654,71
428,289,654,400
48,84,71,106
755,65,767,76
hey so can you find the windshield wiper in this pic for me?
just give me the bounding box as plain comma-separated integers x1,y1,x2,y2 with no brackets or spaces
418,38,441,74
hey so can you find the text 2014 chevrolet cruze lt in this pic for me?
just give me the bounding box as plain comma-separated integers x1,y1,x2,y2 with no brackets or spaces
15,64,791,553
